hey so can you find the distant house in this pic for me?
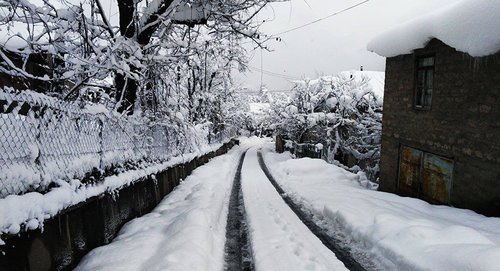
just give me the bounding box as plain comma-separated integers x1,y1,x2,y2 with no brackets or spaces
367,0,500,216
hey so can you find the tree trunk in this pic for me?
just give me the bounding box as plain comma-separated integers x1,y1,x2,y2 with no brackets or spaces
115,72,138,114
113,0,201,114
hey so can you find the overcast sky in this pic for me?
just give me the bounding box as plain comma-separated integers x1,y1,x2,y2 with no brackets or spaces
233,0,460,91
1,0,460,91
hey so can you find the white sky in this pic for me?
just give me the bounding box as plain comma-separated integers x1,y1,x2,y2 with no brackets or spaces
234,0,461,91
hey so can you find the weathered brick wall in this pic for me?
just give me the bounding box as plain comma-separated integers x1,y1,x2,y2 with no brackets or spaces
379,39,500,216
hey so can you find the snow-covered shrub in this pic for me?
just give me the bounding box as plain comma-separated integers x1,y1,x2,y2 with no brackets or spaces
271,73,383,180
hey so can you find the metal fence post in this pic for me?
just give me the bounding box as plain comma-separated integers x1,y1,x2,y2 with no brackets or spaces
98,117,104,170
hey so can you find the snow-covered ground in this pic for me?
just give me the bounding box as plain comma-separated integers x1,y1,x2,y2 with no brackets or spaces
241,148,346,270
76,143,243,271
263,144,500,271
76,138,347,271
0,142,225,243
75,137,500,271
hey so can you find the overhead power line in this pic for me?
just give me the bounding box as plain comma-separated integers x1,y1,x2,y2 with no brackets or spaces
248,65,300,80
270,0,370,37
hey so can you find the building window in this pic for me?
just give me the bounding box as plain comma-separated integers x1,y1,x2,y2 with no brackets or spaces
398,146,453,204
415,56,434,109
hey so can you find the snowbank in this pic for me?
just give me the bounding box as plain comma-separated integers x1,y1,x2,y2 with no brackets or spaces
75,145,242,271
367,0,500,57
264,150,500,271
0,142,224,244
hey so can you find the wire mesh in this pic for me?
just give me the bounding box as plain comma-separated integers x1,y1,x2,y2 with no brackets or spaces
0,89,235,198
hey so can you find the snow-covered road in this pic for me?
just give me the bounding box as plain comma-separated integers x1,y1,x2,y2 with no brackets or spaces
241,148,346,271
76,137,500,271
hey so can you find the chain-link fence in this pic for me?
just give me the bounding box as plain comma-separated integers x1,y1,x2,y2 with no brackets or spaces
0,89,237,198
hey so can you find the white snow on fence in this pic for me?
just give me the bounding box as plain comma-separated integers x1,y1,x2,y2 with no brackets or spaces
367,0,500,57
0,88,225,198
0,88,238,243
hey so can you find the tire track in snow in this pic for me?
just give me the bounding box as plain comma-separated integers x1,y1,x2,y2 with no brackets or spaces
224,150,254,271
257,151,366,271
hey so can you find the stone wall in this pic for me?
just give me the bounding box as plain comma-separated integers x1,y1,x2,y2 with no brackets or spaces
379,39,500,216
0,139,239,271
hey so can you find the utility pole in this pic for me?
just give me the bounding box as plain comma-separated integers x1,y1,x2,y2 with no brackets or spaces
204,41,208,92
260,48,263,91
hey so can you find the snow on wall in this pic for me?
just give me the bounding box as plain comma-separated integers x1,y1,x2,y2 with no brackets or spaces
75,143,244,271
367,0,500,57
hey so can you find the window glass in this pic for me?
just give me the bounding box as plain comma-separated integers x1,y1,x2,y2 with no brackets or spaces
425,70,433,89
415,56,434,108
419,57,434,67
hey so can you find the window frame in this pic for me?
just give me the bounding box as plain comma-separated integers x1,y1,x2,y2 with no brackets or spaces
414,54,435,110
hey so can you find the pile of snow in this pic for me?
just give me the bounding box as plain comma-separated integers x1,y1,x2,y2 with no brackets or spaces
367,0,500,57
0,142,226,245
264,150,500,271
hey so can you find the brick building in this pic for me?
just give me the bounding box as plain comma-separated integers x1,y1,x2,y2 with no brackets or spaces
367,0,500,216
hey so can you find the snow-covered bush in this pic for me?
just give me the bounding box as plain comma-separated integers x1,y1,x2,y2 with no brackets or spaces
271,73,383,180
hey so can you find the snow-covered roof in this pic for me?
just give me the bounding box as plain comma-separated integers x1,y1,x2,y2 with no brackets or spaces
367,0,500,58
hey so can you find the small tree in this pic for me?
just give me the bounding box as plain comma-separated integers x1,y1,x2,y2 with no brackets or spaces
270,73,383,179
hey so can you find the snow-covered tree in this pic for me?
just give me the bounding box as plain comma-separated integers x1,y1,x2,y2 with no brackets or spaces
270,73,383,179
0,0,281,114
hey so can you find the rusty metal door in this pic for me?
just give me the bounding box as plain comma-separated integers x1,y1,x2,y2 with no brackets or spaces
398,146,453,204
421,153,453,204
398,146,422,197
